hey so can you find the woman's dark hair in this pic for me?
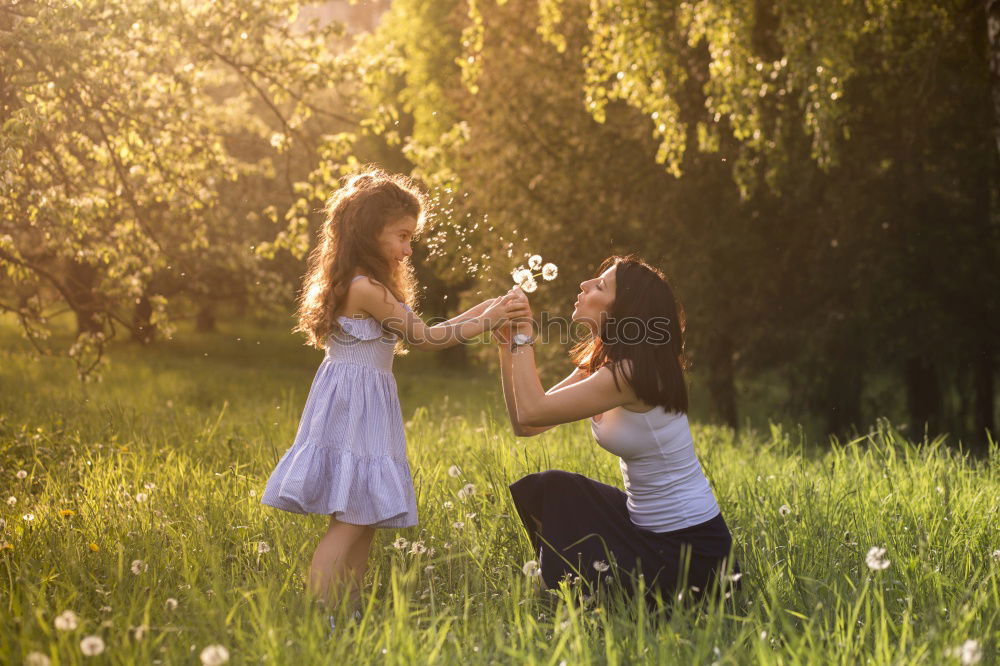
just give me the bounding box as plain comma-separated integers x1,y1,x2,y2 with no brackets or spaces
570,255,689,413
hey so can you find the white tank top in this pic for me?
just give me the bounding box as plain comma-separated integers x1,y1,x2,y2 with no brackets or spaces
590,406,720,532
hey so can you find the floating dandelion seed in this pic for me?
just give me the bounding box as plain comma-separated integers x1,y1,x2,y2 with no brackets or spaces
130,559,148,575
199,644,230,666
79,635,105,657
257,542,270,554
593,560,609,573
778,504,791,517
865,546,890,571
15,470,27,480
528,255,542,270
25,652,50,666
54,610,79,631
447,465,461,478
392,537,409,550
165,598,178,611
542,263,558,281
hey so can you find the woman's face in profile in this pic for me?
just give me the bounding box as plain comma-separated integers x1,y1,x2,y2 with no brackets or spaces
572,265,617,333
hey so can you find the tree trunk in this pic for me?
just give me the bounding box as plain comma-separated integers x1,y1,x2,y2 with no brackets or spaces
131,295,156,344
904,356,942,437
64,259,102,336
987,0,1000,157
706,333,738,430
196,305,216,332
973,346,995,452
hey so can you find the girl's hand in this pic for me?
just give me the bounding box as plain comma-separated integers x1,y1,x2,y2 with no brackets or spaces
482,291,531,330
493,322,513,345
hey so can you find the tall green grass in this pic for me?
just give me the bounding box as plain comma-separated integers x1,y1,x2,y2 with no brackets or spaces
1,319,997,664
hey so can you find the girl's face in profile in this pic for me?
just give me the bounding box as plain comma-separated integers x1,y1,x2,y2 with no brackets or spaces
377,216,417,267
572,265,616,333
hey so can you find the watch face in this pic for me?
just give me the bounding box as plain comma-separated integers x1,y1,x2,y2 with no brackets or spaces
512,333,530,345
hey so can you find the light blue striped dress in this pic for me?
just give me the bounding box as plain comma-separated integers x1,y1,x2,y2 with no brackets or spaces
261,278,418,528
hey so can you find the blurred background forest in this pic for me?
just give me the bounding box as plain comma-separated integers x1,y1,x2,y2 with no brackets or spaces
2,0,998,449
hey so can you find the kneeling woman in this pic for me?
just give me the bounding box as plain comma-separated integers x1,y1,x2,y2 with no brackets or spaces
496,255,738,606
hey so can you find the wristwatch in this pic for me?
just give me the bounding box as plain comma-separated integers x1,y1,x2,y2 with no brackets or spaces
510,332,534,353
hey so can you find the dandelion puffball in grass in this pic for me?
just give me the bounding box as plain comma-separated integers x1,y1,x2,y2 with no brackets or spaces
959,639,982,665
457,483,476,500
165,598,178,611
25,652,51,666
778,504,791,517
522,560,540,577
130,559,148,575
593,560,610,573
992,549,1000,562
447,465,461,478
257,542,270,554
79,635,105,656
392,537,409,550
865,546,890,571
135,493,148,503
409,541,427,555
16,470,26,479
6,496,15,506
54,610,80,631
23,513,35,522
199,644,230,666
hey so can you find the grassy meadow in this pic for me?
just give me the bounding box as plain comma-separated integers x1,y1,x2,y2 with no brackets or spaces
1,317,998,665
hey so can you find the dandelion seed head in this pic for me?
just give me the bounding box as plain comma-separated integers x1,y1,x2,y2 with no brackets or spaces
22,513,35,522
452,521,464,529
15,470,27,480
199,644,230,666
25,652,51,666
54,610,79,631
257,542,270,554
165,598,178,610
442,501,453,509
135,493,148,503
528,255,542,270
778,504,791,516
447,465,461,478
79,635,105,656
865,546,890,571
521,278,538,293
542,263,558,280
6,496,15,506
392,537,409,550
409,540,427,555
959,639,982,665
593,560,610,572
991,549,1000,563
130,559,148,575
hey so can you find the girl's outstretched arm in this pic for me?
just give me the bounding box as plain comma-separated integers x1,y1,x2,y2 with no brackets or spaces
348,277,527,351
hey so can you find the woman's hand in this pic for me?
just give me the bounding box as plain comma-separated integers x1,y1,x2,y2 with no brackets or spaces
508,286,534,338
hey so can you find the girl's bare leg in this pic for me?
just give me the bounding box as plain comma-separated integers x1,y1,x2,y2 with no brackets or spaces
308,517,371,609
344,526,376,612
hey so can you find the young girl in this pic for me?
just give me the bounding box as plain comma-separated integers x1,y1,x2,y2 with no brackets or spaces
261,167,526,625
